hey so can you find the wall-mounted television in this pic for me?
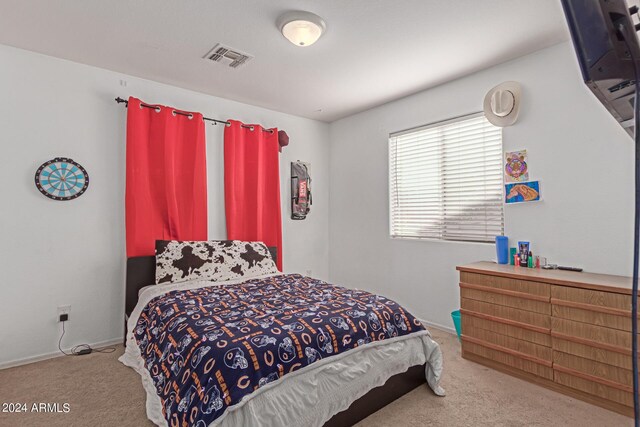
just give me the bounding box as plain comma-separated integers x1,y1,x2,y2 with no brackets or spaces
561,0,640,136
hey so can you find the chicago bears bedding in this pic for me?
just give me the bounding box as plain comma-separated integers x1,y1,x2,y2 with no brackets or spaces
121,273,444,427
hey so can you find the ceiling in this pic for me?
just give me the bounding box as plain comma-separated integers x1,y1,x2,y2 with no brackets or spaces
0,0,569,122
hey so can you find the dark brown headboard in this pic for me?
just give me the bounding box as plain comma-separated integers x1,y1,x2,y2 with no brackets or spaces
125,246,277,318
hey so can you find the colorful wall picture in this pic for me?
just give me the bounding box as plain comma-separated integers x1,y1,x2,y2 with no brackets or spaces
505,150,529,182
505,181,540,204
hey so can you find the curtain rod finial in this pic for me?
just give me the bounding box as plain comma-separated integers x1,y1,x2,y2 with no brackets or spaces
115,97,129,107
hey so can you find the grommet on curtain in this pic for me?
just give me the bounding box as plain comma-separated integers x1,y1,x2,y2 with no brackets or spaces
117,97,229,126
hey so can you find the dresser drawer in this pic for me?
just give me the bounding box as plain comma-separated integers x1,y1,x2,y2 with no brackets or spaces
552,337,637,370
461,310,551,347
462,340,553,380
551,285,634,312
554,370,633,408
461,272,550,297
553,351,634,388
551,317,632,351
462,319,552,361
552,304,632,332
460,286,550,315
551,285,634,333
461,298,550,330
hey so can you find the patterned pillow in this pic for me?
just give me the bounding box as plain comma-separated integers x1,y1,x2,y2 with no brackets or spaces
155,240,278,285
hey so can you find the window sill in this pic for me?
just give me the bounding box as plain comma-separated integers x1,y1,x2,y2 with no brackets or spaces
389,235,495,246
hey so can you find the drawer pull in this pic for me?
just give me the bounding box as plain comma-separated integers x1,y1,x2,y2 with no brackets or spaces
460,282,549,303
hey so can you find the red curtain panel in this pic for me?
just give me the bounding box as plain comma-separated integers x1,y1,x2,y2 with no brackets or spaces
125,97,208,257
224,120,283,270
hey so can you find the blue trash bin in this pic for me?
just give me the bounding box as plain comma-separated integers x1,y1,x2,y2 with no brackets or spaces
451,310,462,340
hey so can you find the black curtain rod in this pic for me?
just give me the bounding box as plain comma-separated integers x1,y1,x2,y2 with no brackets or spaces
114,97,274,133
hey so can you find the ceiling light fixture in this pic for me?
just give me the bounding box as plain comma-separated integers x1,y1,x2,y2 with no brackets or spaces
277,11,326,47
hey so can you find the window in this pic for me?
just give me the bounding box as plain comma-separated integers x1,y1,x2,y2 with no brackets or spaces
389,113,503,243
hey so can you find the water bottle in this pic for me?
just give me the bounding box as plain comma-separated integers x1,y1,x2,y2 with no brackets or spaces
496,236,509,264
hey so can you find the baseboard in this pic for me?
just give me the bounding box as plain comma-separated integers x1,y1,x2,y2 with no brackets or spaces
417,318,457,336
0,337,123,370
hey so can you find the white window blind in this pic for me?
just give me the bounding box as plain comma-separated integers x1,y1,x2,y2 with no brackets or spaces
389,113,504,243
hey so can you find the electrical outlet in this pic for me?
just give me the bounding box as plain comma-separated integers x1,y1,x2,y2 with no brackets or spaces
57,305,71,322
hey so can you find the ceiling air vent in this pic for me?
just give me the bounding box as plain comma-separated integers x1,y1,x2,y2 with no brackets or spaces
204,43,253,68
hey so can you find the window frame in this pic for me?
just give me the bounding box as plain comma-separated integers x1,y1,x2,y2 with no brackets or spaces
388,112,504,244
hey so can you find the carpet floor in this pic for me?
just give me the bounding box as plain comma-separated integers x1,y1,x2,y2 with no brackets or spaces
0,328,631,427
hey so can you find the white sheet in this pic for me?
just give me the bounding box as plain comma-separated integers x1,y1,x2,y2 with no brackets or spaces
119,274,445,427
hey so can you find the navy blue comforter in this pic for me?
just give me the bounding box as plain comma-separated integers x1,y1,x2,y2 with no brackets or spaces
133,274,424,426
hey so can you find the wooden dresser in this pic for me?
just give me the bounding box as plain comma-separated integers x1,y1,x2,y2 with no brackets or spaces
457,262,635,417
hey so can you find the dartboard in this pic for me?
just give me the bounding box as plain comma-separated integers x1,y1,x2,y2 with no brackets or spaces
35,158,89,201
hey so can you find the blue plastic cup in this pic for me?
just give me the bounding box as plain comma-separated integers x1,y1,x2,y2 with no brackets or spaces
496,236,509,264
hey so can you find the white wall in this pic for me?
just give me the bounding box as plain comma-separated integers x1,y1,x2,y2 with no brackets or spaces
328,42,634,332
0,44,329,367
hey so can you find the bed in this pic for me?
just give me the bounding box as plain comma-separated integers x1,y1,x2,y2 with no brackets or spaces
120,240,444,427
